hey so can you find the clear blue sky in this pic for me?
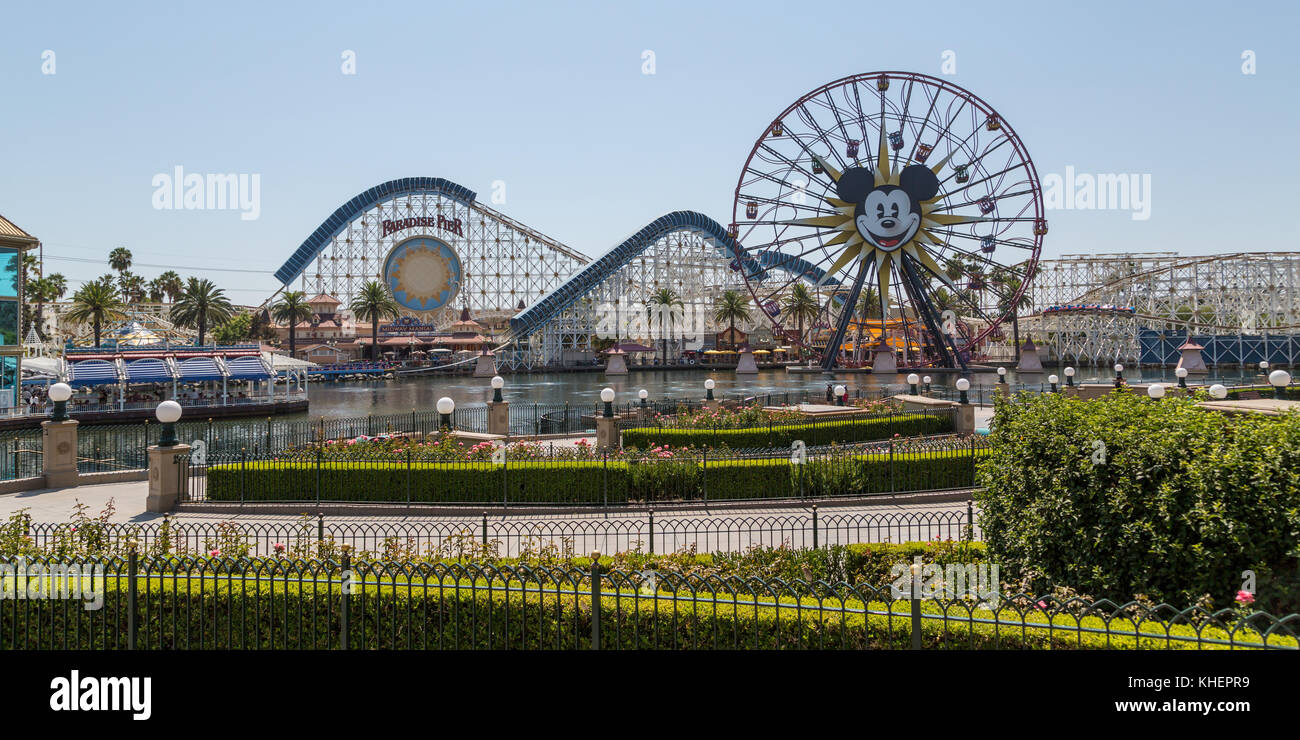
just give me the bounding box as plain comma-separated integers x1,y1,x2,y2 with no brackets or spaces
2,0,1296,303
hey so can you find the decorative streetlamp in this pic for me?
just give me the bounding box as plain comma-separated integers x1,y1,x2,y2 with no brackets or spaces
600,387,615,417
1048,374,1059,393
436,396,455,430
490,375,504,403
1269,369,1291,400
48,382,72,422
907,374,920,395
955,377,970,404
1175,367,1188,388
705,378,716,401
1113,364,1124,388
1209,384,1228,400
834,384,846,406
156,400,182,447
922,375,932,394
1260,360,1270,373
996,366,1008,384
1064,366,1075,387
1147,384,1165,400
638,388,648,409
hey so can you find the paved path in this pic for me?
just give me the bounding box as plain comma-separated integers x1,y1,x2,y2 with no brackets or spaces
5,479,977,557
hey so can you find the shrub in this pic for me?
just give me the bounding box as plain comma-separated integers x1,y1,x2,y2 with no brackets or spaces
622,412,951,449
975,391,1300,614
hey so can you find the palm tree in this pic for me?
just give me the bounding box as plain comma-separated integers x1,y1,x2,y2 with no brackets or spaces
646,288,683,364
783,283,820,358
108,247,133,275
46,272,67,299
157,271,183,303
66,282,126,348
992,272,1032,362
117,271,146,304
271,290,313,357
349,280,400,360
146,276,167,303
712,290,751,350
852,287,881,363
170,277,234,345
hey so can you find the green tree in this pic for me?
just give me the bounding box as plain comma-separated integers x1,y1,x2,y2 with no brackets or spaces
156,271,183,303
211,312,254,345
646,288,684,363
712,290,751,350
782,282,820,358
349,280,400,361
852,286,881,363
170,277,234,345
271,290,313,357
117,271,146,304
991,270,1033,362
66,282,126,348
108,247,133,275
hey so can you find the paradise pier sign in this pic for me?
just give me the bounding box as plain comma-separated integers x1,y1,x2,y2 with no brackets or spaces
381,215,464,239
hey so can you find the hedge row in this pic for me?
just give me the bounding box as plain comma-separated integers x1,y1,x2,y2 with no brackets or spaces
205,448,986,504
4,574,1284,650
621,412,951,449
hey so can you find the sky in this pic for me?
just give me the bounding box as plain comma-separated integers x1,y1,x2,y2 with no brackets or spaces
2,0,1297,304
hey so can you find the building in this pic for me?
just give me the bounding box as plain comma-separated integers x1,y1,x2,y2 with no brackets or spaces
272,293,357,353
0,213,38,413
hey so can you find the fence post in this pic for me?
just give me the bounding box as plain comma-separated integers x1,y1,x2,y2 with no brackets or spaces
966,501,975,542
602,451,608,508
969,434,977,484
406,447,412,508
316,446,323,508
481,512,489,547
265,416,272,451
910,562,923,650
339,545,352,650
127,545,139,650
589,550,601,650
317,513,325,543
889,439,895,494
701,449,707,504
239,447,246,505
647,508,655,555
812,504,819,549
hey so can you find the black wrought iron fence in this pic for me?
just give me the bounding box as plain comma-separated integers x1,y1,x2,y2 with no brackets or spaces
4,554,1295,650
0,431,42,481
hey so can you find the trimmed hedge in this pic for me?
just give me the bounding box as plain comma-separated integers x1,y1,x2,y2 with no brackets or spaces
4,571,1287,650
206,447,986,504
621,412,951,449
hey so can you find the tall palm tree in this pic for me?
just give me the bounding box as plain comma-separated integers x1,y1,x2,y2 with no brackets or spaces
852,286,881,363
157,270,183,303
646,288,683,364
992,272,1032,362
45,272,67,299
108,247,133,275
271,290,313,357
349,280,400,361
146,276,167,303
118,271,146,304
66,282,126,348
170,277,234,345
783,283,820,359
712,290,751,350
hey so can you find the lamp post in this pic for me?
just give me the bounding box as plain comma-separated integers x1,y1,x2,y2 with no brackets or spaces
436,396,455,430
1113,364,1124,388
490,375,504,403
834,384,846,406
1209,384,1228,400
1269,369,1291,400
1064,366,1075,387
1260,360,1270,373
705,378,715,401
906,374,920,396
956,377,970,405
601,387,615,417
1175,367,1188,388
922,375,932,394
996,366,1007,385
48,382,72,422
156,400,182,447
1147,384,1165,400
1048,374,1059,393
638,388,648,409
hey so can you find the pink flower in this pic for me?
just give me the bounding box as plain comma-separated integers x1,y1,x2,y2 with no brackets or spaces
1036,600,1048,609
209,549,221,557
1235,590,1255,605
273,543,285,553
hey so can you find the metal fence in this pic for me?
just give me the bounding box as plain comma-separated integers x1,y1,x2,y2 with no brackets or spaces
3,554,1295,650
177,435,988,507
0,431,42,481
17,506,978,558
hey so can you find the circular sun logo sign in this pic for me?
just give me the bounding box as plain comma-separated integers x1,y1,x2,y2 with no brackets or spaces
383,237,462,312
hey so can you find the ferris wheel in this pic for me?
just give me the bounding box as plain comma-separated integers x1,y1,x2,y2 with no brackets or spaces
731,71,1045,370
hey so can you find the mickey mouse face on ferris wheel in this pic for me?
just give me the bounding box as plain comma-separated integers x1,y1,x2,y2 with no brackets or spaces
835,165,940,253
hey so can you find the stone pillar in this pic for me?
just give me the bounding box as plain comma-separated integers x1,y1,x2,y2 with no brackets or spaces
472,351,497,378
146,443,191,513
1061,386,1081,399
1016,336,1043,372
604,349,628,375
595,414,620,450
40,420,80,488
954,403,976,436
735,349,759,374
488,401,510,436
994,383,1011,400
